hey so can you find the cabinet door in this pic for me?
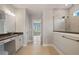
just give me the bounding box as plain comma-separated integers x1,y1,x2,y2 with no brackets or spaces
53,32,65,50
60,35,79,55
0,45,4,51
18,35,23,48
54,32,79,55
15,36,20,51
20,35,23,47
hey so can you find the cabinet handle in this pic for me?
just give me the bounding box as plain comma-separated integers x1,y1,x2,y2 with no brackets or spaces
62,36,79,42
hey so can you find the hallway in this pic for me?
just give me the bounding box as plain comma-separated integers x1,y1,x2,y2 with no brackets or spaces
16,43,59,55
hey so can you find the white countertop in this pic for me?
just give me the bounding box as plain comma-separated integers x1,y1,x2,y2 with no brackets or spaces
54,32,79,41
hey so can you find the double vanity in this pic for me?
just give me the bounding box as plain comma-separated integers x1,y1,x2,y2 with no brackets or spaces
53,31,79,55
0,32,23,55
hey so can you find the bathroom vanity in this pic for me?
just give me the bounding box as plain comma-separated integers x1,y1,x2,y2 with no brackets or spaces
0,32,23,55
53,32,79,55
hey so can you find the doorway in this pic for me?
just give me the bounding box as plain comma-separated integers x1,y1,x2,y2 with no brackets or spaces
32,18,42,46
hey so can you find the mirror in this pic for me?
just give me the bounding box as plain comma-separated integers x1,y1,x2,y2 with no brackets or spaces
53,5,79,33
0,8,16,34
0,10,5,34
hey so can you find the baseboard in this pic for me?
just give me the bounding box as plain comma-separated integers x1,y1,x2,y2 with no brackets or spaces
43,44,53,46
23,44,27,47
52,44,64,55
43,44,64,55
27,40,32,43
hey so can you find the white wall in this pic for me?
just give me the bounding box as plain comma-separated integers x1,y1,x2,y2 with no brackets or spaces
26,12,32,43
42,9,53,45
28,16,32,43
25,10,30,44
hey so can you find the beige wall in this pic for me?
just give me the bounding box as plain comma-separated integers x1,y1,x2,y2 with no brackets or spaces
42,9,53,45
15,8,30,46
15,8,26,32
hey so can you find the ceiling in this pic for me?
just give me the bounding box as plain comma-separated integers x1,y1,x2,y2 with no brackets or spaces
13,4,72,18
13,4,72,9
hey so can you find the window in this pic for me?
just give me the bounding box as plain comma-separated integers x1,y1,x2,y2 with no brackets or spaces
32,19,41,33
73,10,79,16
33,23,41,32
